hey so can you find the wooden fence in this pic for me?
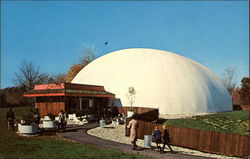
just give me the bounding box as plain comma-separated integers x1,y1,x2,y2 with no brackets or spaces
125,119,250,158
116,107,159,122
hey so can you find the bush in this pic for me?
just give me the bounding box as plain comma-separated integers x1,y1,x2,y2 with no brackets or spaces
76,110,85,117
21,112,34,125
47,113,55,120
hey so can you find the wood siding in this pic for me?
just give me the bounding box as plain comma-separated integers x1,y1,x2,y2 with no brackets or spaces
36,102,65,117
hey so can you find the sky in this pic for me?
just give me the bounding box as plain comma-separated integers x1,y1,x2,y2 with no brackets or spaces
1,1,249,89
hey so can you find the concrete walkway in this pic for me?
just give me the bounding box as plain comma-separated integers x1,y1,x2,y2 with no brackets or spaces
57,123,213,159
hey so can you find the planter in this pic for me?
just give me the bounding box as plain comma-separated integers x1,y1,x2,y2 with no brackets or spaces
144,135,152,147
127,111,135,118
68,114,74,120
44,116,50,120
99,119,105,128
18,123,38,134
87,115,94,120
43,120,57,128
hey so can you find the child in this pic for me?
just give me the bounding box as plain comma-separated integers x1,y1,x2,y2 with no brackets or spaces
161,125,174,153
152,126,162,151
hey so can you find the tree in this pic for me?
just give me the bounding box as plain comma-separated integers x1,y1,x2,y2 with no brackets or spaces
79,46,96,66
65,64,84,82
53,74,66,83
238,77,250,105
14,60,49,90
0,93,7,107
48,73,66,84
0,87,30,107
65,47,96,82
126,86,136,110
222,67,237,95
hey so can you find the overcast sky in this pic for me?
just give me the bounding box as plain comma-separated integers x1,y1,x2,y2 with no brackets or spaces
1,1,249,89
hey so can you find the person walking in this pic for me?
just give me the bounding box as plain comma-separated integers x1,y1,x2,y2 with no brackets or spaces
153,126,162,151
58,110,67,132
161,125,174,153
127,113,138,150
6,107,15,131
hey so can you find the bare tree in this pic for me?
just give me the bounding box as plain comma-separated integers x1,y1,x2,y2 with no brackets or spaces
65,46,96,82
14,60,49,90
222,67,237,95
47,73,66,84
79,46,96,66
53,74,66,83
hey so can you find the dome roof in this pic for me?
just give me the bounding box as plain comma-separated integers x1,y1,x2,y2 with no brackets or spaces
72,48,232,114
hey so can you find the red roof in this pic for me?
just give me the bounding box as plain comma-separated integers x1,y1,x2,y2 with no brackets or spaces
24,83,115,98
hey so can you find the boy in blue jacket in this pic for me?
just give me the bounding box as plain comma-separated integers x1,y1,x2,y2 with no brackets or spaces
153,126,162,151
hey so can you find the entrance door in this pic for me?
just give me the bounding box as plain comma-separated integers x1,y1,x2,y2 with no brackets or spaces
79,98,94,110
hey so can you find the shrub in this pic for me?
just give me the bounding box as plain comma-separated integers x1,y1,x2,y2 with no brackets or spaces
76,110,85,117
21,112,34,125
47,113,55,120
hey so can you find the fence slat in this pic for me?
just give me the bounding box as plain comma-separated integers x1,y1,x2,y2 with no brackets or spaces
188,128,199,149
210,131,220,153
242,135,250,157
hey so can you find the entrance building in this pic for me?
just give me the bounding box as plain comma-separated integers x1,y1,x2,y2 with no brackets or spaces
24,83,115,117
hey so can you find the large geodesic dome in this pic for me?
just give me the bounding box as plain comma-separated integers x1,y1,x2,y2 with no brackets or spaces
72,48,232,115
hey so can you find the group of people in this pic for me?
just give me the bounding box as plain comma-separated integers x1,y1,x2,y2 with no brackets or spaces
152,125,174,153
30,108,67,132
127,113,174,153
6,107,41,131
6,107,67,132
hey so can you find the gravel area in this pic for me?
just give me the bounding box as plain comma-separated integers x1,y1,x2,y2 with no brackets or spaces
87,124,240,159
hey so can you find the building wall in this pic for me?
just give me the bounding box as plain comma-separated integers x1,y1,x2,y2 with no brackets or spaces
36,97,111,117
36,102,65,117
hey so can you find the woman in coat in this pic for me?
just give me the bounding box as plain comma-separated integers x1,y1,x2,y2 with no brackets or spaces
127,113,138,150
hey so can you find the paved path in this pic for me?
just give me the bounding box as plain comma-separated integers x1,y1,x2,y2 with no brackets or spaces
57,123,213,159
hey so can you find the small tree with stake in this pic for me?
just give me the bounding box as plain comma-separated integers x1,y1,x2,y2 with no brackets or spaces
126,87,136,111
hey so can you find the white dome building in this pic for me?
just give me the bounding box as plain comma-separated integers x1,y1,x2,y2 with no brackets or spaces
72,48,232,115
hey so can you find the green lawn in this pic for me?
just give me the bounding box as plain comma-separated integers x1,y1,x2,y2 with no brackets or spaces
0,106,153,159
163,111,250,136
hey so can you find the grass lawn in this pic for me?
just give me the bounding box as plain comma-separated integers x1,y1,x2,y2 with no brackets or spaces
0,106,153,159
163,110,250,136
